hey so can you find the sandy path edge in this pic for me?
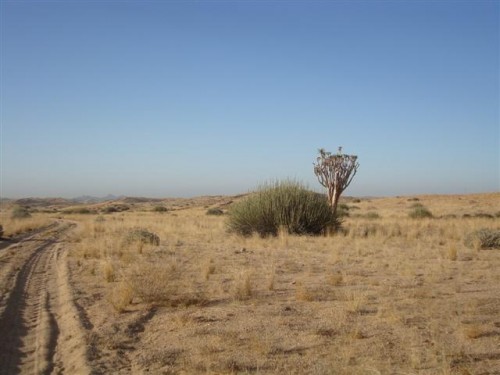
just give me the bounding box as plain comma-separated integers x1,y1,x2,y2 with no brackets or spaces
0,221,93,375
52,236,93,374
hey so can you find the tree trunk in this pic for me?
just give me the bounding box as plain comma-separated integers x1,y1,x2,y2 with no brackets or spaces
329,186,342,216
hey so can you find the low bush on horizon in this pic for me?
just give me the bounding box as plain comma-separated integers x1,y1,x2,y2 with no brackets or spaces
227,180,340,237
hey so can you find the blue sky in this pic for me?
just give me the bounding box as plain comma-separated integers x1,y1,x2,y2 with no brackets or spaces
1,0,498,198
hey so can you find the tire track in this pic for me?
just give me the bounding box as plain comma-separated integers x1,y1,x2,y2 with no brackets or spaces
0,222,90,374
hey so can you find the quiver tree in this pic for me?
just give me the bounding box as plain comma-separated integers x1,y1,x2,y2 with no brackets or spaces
313,147,359,216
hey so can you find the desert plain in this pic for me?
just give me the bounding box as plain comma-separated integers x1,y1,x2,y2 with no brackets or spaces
0,192,499,374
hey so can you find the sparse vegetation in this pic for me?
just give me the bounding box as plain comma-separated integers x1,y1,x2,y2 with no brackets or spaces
227,180,340,236
35,192,500,373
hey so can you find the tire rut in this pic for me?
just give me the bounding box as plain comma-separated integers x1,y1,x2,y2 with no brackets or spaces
0,222,90,375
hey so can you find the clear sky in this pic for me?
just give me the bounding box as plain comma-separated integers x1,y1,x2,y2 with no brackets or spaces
1,0,498,198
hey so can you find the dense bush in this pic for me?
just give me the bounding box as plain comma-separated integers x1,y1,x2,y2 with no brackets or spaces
464,229,500,249
409,206,433,219
11,206,31,219
227,180,340,237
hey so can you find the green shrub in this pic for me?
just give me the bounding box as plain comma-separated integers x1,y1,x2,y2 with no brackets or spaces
11,206,31,219
124,228,160,246
464,229,500,249
206,208,224,216
227,180,340,237
409,206,433,219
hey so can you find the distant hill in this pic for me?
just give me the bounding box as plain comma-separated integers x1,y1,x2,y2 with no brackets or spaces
72,195,125,204
14,198,73,207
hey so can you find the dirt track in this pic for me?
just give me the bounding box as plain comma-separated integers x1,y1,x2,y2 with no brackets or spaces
0,221,90,375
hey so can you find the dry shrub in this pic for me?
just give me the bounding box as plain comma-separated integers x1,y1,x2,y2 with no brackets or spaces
328,273,344,286
409,206,433,219
447,245,458,261
102,260,116,282
123,228,160,246
127,262,179,304
108,281,134,313
11,206,32,219
464,229,500,250
203,259,216,280
233,272,253,301
206,208,224,216
127,262,204,306
267,266,276,291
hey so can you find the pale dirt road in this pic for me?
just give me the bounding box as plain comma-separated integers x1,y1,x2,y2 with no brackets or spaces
0,221,91,375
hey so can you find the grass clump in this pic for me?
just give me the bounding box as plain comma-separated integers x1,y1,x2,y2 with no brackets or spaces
409,206,433,219
227,180,339,237
464,229,500,250
11,206,32,219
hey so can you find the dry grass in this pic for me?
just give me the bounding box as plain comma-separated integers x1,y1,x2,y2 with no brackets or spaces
66,193,500,374
0,213,54,237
